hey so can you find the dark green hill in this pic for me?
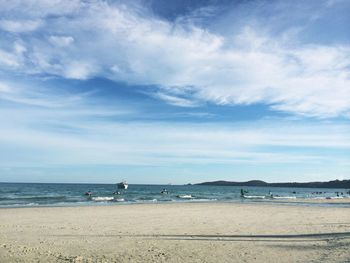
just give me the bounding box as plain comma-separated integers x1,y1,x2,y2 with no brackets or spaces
197,179,350,188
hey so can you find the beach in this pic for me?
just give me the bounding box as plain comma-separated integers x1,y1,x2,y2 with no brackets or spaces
0,202,349,263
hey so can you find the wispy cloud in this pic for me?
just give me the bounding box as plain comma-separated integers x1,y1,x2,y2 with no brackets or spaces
0,0,349,117
0,80,90,108
152,92,199,107
48,36,74,47
0,81,349,169
0,19,42,32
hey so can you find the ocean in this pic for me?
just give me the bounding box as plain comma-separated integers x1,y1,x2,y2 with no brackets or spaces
0,182,349,208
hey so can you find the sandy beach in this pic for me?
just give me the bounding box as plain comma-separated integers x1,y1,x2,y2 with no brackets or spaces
0,202,349,263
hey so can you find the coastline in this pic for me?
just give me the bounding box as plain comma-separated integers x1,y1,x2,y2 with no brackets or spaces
1,202,349,262
1,196,350,210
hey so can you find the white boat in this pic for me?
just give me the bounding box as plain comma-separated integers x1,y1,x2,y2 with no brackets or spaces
117,180,128,189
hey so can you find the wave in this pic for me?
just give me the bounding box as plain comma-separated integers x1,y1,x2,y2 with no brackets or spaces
0,196,67,202
309,196,350,200
134,198,157,203
243,195,266,199
91,196,114,202
188,198,217,202
271,196,297,200
176,195,193,199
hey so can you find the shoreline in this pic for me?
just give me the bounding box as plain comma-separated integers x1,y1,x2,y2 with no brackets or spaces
1,196,350,210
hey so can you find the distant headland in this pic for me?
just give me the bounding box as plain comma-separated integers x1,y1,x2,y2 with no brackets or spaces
197,179,350,188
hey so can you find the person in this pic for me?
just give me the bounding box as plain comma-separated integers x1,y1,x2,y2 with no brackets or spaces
84,191,92,197
161,188,168,194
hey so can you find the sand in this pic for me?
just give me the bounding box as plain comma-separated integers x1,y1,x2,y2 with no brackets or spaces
0,202,350,262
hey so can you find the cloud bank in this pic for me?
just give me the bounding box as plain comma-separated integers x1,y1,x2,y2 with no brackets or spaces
0,0,349,118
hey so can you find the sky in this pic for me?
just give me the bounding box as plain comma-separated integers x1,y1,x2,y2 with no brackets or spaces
0,0,349,184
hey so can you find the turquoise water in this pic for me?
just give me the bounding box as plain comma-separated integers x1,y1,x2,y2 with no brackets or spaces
0,183,349,208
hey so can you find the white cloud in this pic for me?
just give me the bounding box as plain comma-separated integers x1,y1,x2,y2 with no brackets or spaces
0,0,81,18
152,92,199,107
0,19,42,32
0,80,91,108
0,0,349,117
0,49,21,67
14,41,27,54
0,82,12,93
0,79,349,183
0,105,349,167
49,36,74,47
0,80,349,165
63,60,97,80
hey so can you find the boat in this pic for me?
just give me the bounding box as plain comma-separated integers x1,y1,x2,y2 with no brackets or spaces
117,180,128,190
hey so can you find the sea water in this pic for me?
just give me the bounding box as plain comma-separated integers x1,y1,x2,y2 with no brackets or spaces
0,182,349,208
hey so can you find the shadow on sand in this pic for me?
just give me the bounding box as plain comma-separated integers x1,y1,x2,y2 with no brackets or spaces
54,232,350,242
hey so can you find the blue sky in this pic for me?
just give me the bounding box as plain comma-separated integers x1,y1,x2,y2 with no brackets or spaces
0,0,349,184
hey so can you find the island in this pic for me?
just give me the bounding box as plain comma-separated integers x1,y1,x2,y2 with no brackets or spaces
197,179,350,188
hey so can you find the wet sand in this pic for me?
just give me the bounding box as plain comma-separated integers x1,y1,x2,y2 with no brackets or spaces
0,202,350,262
